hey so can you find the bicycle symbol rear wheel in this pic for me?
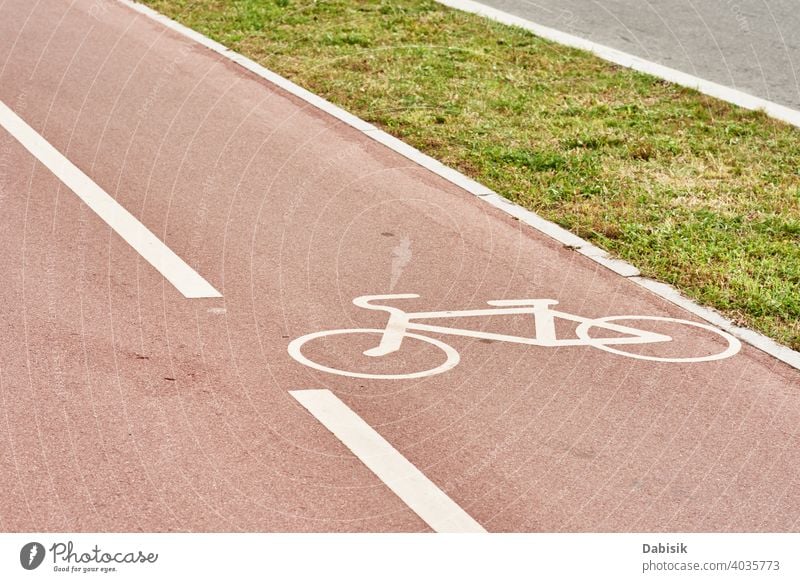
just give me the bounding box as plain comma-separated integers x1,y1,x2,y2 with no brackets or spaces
575,316,741,362
287,328,461,379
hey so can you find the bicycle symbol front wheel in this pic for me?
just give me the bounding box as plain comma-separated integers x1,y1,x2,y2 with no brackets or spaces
287,328,461,379
575,316,741,362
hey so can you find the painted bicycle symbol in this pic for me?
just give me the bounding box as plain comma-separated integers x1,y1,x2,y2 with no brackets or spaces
288,294,741,379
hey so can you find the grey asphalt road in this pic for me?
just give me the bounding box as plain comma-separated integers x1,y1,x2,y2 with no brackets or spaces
474,0,800,111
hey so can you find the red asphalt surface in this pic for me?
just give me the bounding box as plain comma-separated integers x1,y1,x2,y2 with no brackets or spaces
1,0,798,532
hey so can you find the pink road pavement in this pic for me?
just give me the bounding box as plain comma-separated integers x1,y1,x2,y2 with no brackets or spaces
0,0,798,532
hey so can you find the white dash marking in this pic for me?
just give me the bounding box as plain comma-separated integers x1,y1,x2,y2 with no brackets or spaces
0,99,221,299
290,389,486,533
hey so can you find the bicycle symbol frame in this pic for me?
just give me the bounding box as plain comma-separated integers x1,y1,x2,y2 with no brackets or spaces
288,294,741,379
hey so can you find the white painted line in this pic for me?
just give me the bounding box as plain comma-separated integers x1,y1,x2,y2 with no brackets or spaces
290,389,486,533
118,0,800,370
435,0,800,130
0,99,221,299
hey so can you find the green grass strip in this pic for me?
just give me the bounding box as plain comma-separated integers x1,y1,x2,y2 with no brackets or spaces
143,0,800,350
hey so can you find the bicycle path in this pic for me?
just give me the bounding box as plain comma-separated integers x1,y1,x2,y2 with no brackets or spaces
0,0,798,532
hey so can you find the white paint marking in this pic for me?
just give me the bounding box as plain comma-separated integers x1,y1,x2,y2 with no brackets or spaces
290,389,486,533
289,295,740,378
118,0,800,370
0,99,221,299
435,0,800,130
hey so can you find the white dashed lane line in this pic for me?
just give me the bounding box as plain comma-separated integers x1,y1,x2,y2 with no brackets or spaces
290,389,487,533
0,99,222,299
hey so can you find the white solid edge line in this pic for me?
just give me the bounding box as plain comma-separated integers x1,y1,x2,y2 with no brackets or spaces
435,0,800,130
0,100,221,299
290,389,486,533
118,0,800,371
